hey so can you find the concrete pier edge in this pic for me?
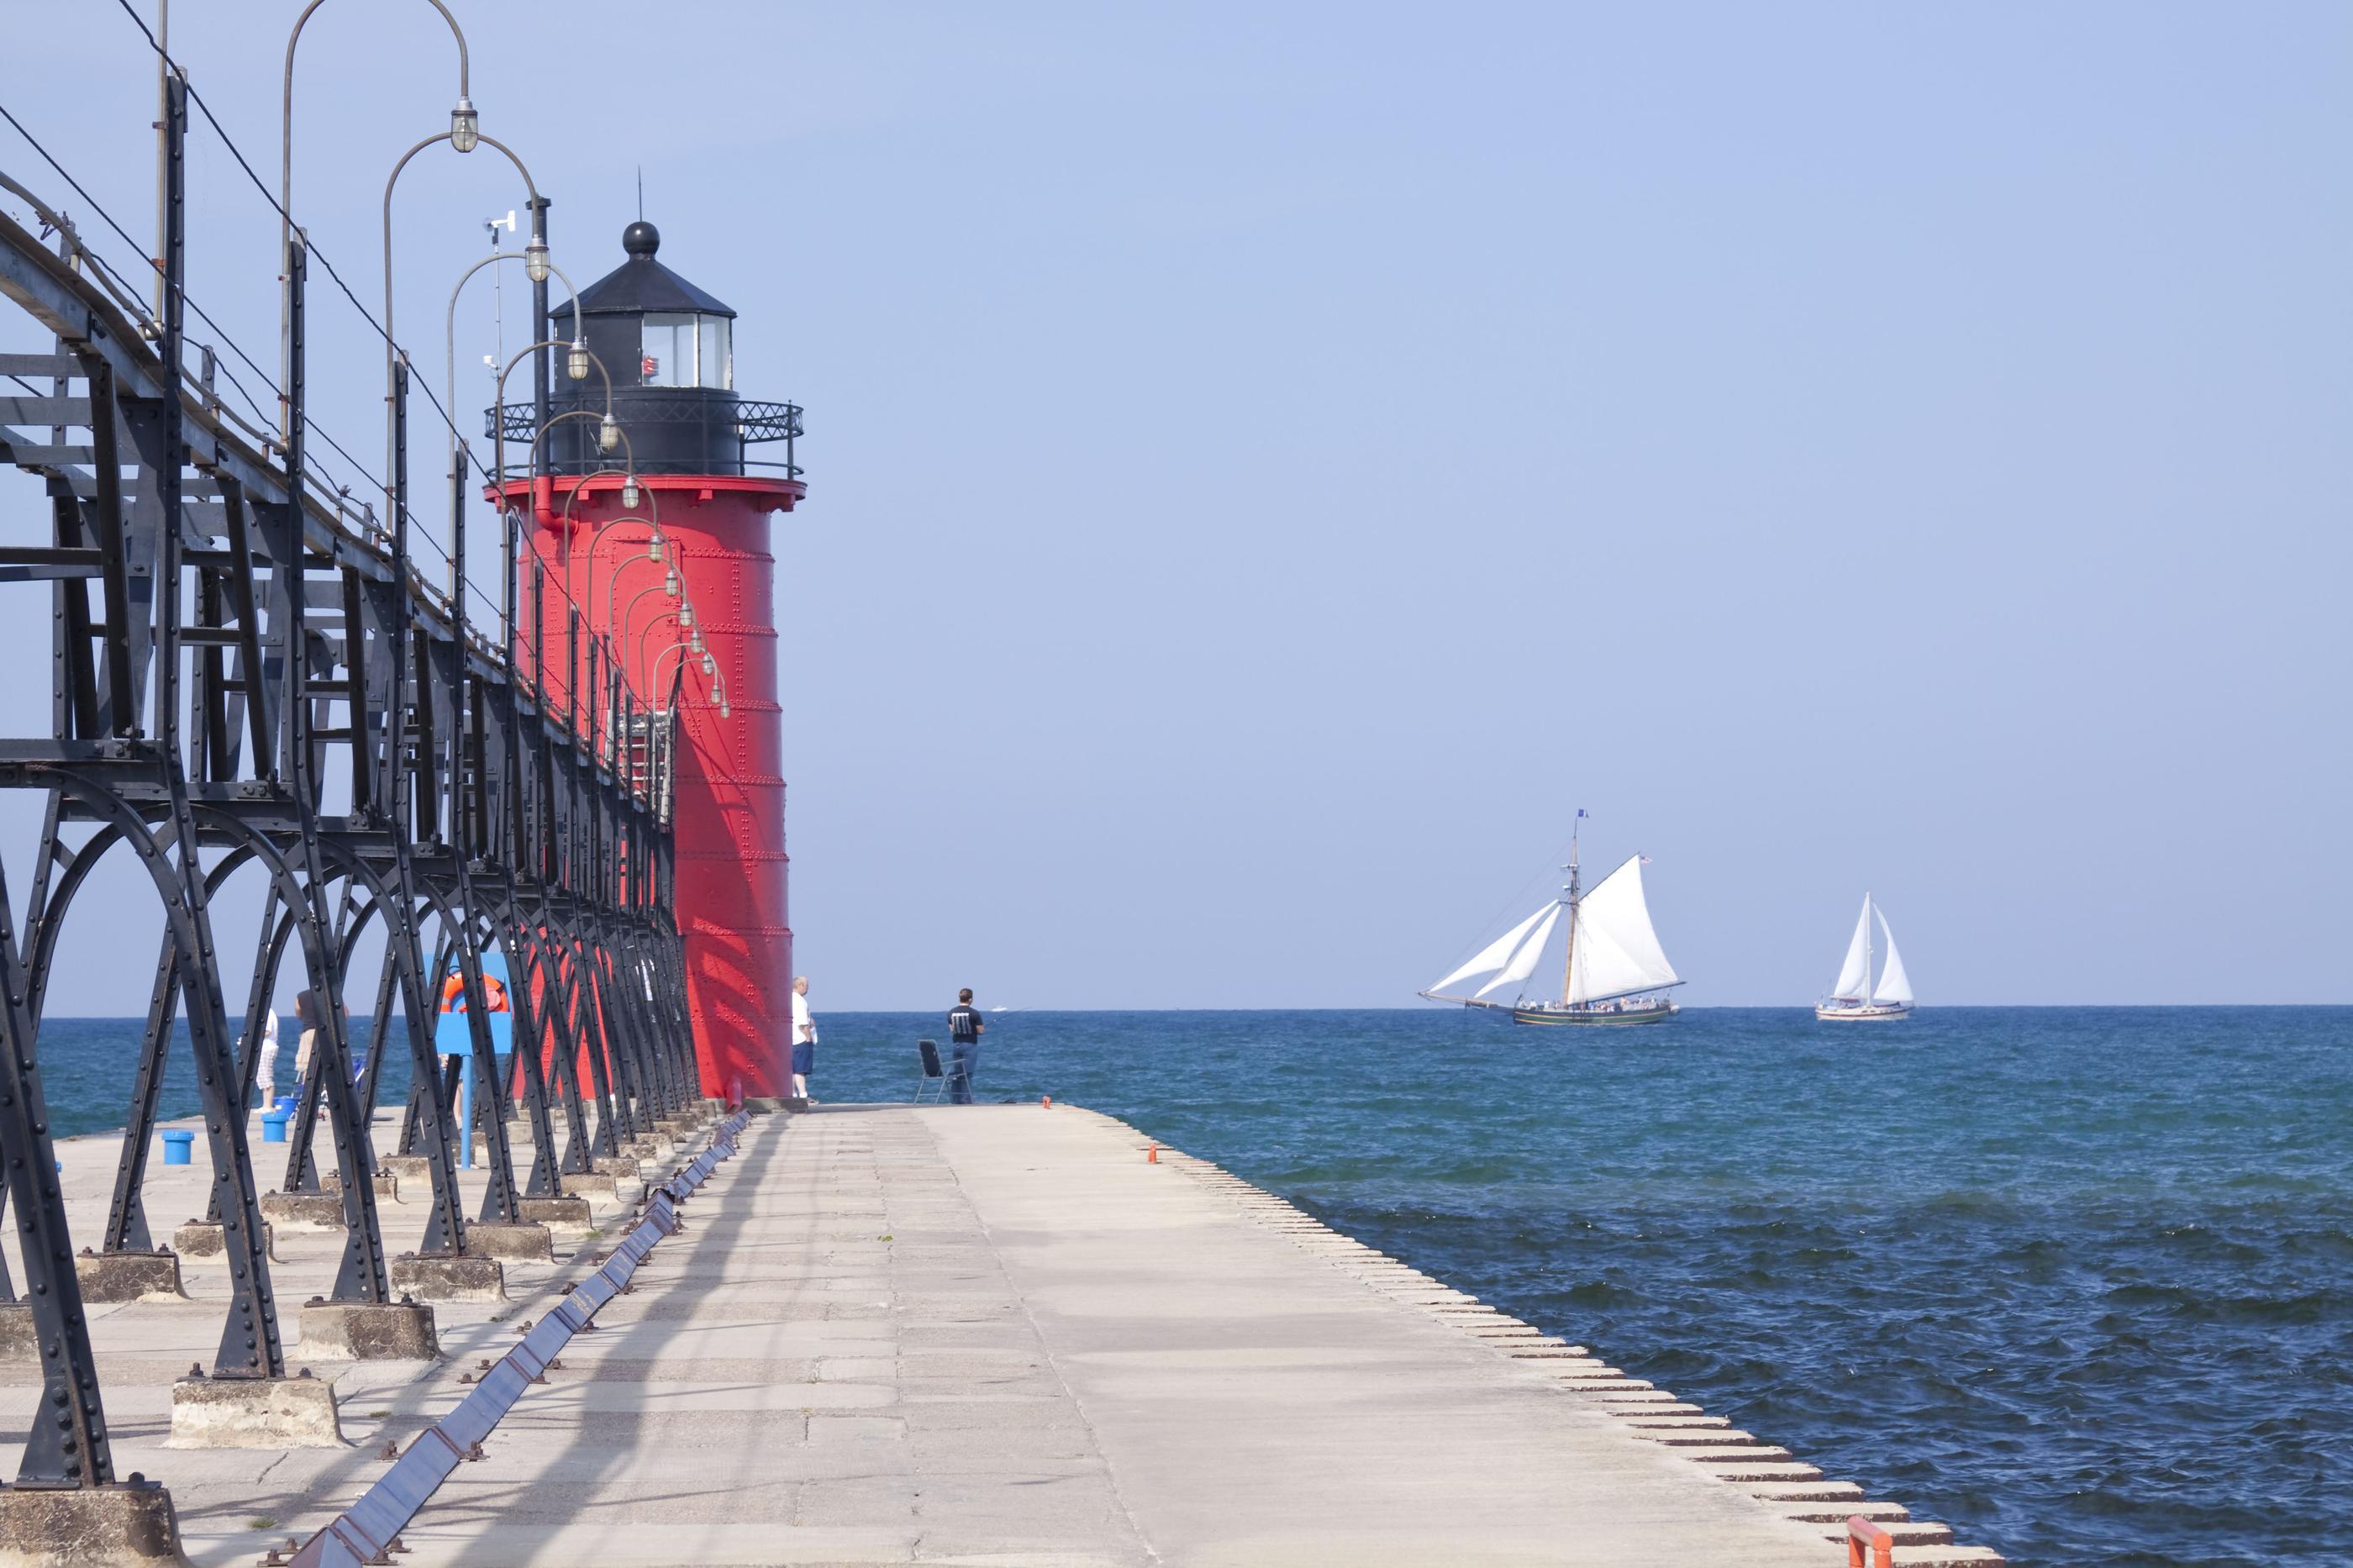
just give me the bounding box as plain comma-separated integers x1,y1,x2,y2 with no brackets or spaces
1103,1113,2006,1565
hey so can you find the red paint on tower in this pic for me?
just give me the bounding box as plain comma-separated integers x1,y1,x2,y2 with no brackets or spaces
511,472,802,1101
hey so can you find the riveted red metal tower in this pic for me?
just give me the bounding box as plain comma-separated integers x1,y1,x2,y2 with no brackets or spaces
499,219,804,1101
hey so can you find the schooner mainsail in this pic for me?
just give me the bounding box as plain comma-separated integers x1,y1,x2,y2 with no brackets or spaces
1815,893,1913,1021
1420,814,1683,1026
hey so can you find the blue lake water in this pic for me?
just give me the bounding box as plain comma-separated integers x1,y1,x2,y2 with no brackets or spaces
38,1006,2353,1566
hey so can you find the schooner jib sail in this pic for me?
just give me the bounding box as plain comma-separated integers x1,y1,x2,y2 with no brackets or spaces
1421,817,1683,1026
1816,893,1914,1021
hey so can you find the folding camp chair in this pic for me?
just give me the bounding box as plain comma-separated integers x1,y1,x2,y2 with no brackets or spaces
913,1039,952,1102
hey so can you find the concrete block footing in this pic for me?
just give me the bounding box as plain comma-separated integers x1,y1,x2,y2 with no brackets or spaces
0,1479,182,1565
170,1220,277,1260
744,1096,789,1113
381,1155,433,1183
461,1222,555,1262
621,1137,672,1160
0,1302,35,1360
297,1300,439,1360
166,1373,343,1449
389,1251,505,1302
72,1250,186,1304
592,1155,651,1179
257,1192,345,1232
699,1097,727,1115
559,1171,619,1201
320,1169,399,1201
515,1197,594,1231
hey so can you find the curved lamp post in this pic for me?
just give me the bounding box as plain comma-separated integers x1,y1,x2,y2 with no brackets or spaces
282,0,474,437
384,130,543,540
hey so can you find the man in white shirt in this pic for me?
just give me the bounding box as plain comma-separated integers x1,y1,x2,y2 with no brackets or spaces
790,976,817,1102
254,1007,281,1108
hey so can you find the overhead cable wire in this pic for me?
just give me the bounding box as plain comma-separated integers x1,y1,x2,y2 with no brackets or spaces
1,97,387,513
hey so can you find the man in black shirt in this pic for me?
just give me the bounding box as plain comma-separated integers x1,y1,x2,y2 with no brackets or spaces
946,988,985,1104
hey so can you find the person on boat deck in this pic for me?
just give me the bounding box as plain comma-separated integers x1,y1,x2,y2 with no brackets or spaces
790,976,818,1103
946,988,985,1104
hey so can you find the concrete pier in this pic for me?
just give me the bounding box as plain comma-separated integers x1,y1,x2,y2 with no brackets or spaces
4,1106,2001,1565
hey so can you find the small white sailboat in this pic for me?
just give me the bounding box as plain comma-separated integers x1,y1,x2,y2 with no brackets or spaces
1420,813,1683,1026
1815,893,1913,1021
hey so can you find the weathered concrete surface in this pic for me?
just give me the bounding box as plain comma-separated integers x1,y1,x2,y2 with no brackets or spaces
514,1197,595,1232
389,1252,506,1302
0,1303,34,1360
166,1375,342,1450
297,1301,439,1361
73,1250,185,1304
458,1222,555,1263
255,1193,344,1233
169,1221,276,1260
0,1481,182,1566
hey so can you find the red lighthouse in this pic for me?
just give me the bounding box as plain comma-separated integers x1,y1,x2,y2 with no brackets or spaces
503,219,804,1101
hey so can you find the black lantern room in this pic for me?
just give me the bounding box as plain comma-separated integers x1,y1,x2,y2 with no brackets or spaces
494,220,801,479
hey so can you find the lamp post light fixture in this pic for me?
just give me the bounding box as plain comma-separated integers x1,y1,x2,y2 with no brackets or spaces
567,338,591,381
524,232,550,281
450,93,480,152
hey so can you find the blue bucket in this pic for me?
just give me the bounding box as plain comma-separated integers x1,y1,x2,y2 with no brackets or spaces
261,1111,289,1144
273,1095,297,1117
161,1129,194,1165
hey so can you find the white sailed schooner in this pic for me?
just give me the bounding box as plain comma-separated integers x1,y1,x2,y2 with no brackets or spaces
1816,893,1914,1021
1420,817,1683,1026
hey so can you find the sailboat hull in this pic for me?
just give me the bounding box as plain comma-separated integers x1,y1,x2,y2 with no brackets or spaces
1814,1002,1913,1022
1511,1001,1677,1027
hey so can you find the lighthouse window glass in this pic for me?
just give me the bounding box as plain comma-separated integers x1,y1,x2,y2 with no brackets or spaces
640,313,731,388
698,316,732,389
640,313,694,387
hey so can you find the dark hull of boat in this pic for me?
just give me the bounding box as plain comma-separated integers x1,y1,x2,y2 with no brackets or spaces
1510,1002,1677,1027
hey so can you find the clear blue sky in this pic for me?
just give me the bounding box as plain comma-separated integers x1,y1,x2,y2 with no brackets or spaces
5,2,2347,1010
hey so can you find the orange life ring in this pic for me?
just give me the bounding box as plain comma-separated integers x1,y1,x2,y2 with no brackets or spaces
439,973,511,1013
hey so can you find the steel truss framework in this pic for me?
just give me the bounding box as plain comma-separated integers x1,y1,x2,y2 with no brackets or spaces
0,80,704,1490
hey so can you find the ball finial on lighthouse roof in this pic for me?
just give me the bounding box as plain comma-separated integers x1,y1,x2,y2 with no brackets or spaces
622,220,661,258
